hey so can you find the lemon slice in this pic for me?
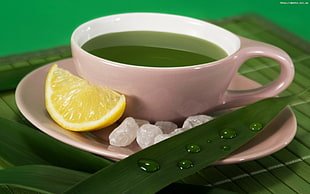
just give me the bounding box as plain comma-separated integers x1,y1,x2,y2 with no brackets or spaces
45,64,126,131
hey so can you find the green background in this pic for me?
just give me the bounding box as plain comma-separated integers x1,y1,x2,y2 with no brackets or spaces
1,0,310,57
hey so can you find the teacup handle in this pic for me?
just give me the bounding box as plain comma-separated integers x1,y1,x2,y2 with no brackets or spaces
223,36,295,108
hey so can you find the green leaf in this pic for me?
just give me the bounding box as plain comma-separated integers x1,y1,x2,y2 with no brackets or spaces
0,165,90,194
0,118,112,173
0,166,235,194
63,93,300,194
0,64,44,91
158,183,239,194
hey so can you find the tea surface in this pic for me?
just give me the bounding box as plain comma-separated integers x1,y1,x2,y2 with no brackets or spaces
82,31,227,67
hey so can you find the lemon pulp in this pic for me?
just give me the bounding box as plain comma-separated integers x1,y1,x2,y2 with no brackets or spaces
45,64,126,131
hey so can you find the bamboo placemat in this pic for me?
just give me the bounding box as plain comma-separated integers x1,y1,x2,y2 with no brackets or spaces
0,14,309,193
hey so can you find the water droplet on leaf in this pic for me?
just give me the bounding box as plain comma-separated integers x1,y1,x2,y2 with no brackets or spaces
177,159,194,169
249,122,263,131
186,144,201,153
221,145,231,151
138,159,160,173
220,128,237,139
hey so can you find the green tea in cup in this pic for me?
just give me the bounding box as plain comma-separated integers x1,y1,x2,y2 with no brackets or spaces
81,31,228,67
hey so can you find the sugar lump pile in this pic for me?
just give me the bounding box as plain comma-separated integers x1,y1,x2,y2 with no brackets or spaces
109,115,213,149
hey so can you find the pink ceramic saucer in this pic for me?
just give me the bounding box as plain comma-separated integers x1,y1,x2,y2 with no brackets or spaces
15,58,297,164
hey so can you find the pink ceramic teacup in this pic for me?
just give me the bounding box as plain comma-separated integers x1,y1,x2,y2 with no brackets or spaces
71,13,294,122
